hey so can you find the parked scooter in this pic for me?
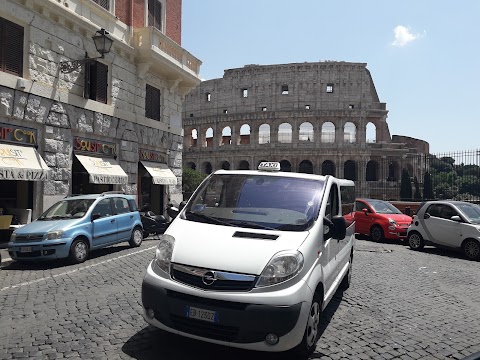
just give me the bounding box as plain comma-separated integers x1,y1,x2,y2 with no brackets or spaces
139,204,170,238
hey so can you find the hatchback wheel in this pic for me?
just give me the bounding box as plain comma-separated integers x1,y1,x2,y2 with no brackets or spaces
69,238,89,264
370,225,384,242
463,239,480,261
129,227,143,247
408,231,424,250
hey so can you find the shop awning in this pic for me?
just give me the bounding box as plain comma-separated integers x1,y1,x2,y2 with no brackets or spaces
140,161,177,185
0,143,50,181
75,154,128,184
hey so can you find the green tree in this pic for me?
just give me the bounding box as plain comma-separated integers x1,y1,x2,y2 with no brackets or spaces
182,167,207,196
400,168,412,201
423,171,434,200
413,176,422,200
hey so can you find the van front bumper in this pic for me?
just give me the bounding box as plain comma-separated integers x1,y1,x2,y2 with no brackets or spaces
141,261,311,352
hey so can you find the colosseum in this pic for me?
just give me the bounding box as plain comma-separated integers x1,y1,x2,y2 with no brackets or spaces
182,61,429,200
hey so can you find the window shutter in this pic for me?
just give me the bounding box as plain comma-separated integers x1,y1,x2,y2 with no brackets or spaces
1,18,24,76
84,60,91,99
95,62,108,104
145,84,160,121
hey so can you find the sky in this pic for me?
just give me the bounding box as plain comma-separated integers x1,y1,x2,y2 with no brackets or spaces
182,0,480,155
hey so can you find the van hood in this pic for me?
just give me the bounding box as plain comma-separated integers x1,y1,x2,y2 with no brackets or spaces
167,218,309,275
14,219,82,234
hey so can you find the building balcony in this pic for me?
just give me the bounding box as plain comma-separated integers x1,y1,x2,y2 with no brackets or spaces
134,27,202,91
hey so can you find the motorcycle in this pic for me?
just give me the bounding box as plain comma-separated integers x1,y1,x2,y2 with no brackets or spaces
139,204,170,238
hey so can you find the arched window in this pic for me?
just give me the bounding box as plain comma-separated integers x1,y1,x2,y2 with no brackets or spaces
278,123,292,143
344,160,357,181
388,161,400,181
321,122,335,143
206,127,214,148
299,122,314,142
322,160,335,176
366,122,376,143
191,129,198,147
238,160,249,170
344,122,356,144
220,161,230,170
186,162,196,170
239,124,251,145
280,160,291,172
299,160,313,174
259,124,270,144
366,160,379,181
202,161,212,174
220,126,231,146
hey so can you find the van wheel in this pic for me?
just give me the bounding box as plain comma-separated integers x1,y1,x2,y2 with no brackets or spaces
370,226,384,242
340,254,353,290
294,293,322,357
408,231,424,250
463,239,480,261
69,238,89,264
129,227,143,247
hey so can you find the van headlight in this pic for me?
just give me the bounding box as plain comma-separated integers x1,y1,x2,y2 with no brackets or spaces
46,230,64,240
256,251,304,287
155,234,175,274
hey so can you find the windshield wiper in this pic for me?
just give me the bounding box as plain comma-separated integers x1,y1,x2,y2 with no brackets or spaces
228,220,277,230
185,211,233,226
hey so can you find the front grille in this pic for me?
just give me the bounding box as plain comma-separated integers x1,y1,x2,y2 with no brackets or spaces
15,234,44,242
168,314,239,342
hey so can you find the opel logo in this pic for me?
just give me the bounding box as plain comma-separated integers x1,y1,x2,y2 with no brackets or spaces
202,271,217,285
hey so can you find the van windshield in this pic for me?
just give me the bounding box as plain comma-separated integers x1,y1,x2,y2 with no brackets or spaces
184,174,325,231
38,199,95,220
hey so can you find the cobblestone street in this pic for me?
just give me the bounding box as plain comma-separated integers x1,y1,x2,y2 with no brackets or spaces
0,238,479,360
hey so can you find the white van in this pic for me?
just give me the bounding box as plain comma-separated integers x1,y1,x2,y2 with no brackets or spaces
141,163,355,356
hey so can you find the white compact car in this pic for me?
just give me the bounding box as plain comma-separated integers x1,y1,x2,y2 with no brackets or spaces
141,162,356,356
407,200,480,260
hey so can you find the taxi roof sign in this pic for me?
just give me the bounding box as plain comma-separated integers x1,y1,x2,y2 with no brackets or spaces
258,162,281,171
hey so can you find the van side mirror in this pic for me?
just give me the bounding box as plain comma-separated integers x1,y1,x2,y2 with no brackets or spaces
91,213,102,221
323,215,347,240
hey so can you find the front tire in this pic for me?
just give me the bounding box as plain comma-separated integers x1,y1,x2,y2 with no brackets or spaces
408,231,424,250
370,225,384,242
129,227,143,247
69,238,89,264
294,293,322,357
462,239,480,261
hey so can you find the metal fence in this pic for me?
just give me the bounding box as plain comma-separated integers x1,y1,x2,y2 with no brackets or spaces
367,149,480,202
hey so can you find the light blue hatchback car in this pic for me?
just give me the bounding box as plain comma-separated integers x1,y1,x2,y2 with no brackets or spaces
8,192,143,263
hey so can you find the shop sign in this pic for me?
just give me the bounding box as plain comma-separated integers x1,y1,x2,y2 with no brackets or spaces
0,123,37,146
139,149,166,163
74,137,117,157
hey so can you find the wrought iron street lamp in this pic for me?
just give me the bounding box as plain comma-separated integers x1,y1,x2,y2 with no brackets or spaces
59,28,114,74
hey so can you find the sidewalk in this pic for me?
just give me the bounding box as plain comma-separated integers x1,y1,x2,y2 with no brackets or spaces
0,242,13,267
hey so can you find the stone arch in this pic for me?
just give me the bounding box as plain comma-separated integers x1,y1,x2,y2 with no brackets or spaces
299,122,314,142
185,162,196,170
202,161,212,174
220,126,232,146
189,129,198,147
366,160,379,181
220,161,230,170
344,122,356,144
280,160,291,172
387,161,400,181
238,124,251,145
321,122,335,143
258,123,270,144
344,160,357,181
238,160,250,170
366,122,376,143
406,163,414,178
278,122,292,143
299,160,313,174
205,127,214,148
322,160,335,176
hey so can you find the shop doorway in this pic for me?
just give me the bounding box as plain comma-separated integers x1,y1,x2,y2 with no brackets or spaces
138,164,165,215
72,156,112,194
0,180,33,210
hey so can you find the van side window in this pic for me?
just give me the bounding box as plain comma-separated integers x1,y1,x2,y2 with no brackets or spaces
325,184,339,220
340,185,355,214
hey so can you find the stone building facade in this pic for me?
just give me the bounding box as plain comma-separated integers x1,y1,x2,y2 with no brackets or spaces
183,62,429,200
0,0,201,220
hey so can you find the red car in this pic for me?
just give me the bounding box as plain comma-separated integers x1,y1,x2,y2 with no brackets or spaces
345,198,412,242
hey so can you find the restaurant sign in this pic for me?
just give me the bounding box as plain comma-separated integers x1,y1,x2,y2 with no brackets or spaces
139,149,166,163
74,137,117,157
0,122,38,146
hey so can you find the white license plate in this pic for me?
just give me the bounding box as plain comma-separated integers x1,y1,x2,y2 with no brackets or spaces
185,306,218,323
20,247,32,253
